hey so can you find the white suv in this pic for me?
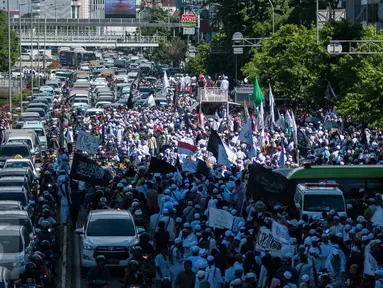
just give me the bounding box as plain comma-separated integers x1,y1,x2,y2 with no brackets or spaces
76,210,140,270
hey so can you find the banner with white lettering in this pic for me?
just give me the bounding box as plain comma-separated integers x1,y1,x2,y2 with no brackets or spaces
70,153,110,185
208,207,234,230
256,230,282,252
75,131,100,154
272,221,290,244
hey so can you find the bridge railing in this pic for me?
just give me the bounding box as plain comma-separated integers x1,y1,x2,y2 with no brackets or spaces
20,34,166,43
11,17,181,28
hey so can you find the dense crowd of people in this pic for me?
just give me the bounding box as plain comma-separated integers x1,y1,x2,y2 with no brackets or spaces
48,71,383,288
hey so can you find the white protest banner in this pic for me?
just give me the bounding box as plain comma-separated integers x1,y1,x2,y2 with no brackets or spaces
76,131,100,154
272,221,290,244
364,247,378,276
208,207,234,230
182,158,198,173
256,230,282,252
371,206,383,227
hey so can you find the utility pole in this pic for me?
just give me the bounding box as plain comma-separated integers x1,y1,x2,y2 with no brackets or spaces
316,0,319,44
7,0,12,113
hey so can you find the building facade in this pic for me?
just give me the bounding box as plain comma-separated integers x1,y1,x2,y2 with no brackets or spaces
345,0,382,29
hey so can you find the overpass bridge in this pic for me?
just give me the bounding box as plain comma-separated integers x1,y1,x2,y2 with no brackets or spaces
19,33,167,48
10,18,181,28
12,18,179,48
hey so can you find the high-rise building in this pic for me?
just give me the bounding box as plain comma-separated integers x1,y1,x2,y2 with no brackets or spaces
90,0,105,19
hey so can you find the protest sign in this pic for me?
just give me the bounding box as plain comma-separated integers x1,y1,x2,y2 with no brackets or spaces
371,206,383,227
272,221,290,244
70,153,110,185
75,131,100,154
208,207,234,230
256,230,282,252
364,247,378,276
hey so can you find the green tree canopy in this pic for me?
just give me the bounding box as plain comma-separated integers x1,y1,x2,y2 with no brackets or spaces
152,37,187,66
240,20,383,127
186,40,210,75
241,24,328,104
0,11,19,71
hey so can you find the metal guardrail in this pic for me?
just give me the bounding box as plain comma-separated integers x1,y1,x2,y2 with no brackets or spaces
198,87,229,102
11,17,181,28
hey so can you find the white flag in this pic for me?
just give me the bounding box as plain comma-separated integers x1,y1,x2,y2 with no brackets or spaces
272,221,290,244
247,133,257,158
182,158,198,173
269,84,275,125
239,119,253,145
364,248,378,276
162,71,169,97
146,94,155,107
218,142,237,167
291,110,298,146
258,101,265,130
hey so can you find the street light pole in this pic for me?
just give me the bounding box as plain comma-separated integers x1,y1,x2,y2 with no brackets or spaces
7,0,12,113
19,2,23,112
268,0,275,33
37,14,40,89
31,10,34,97
316,0,319,44
43,17,46,73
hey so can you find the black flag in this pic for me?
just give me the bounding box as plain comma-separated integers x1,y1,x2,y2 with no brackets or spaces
207,130,223,159
148,157,177,174
246,163,294,206
70,153,111,185
127,91,134,109
196,159,210,177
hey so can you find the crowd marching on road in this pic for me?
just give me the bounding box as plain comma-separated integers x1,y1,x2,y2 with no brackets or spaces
2,50,383,288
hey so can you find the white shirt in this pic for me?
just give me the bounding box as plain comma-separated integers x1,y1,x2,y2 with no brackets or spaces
195,272,217,288
220,79,229,90
206,266,223,288
155,253,170,280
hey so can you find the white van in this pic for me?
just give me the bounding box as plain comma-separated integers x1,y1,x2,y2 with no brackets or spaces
294,183,346,218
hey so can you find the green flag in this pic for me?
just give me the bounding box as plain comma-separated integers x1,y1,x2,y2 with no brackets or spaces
253,78,264,107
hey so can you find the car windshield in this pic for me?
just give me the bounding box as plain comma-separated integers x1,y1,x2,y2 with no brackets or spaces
4,162,30,169
33,129,44,137
21,116,40,121
87,218,135,237
0,193,26,206
8,139,32,149
74,99,88,104
0,236,23,253
304,195,345,212
0,146,30,157
0,218,32,234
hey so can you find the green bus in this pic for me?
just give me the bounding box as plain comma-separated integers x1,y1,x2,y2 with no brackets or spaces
286,165,383,196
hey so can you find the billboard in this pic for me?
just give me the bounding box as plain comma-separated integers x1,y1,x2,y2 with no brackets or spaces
105,0,136,18
181,14,197,27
